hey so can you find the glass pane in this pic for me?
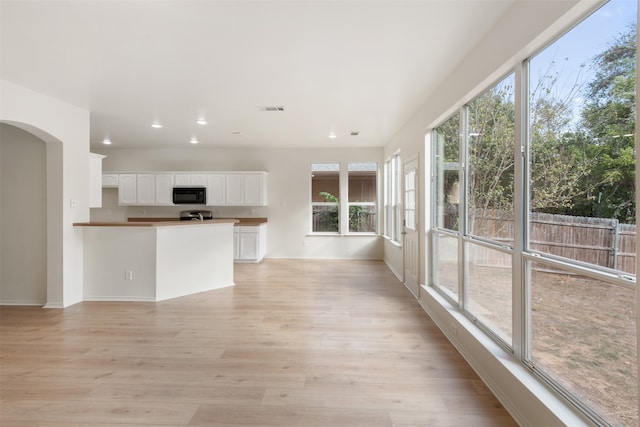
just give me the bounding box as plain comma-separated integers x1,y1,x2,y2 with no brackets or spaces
465,241,512,345
405,168,416,230
433,233,458,300
434,113,460,231
312,205,338,232
348,162,376,203
312,163,340,203
528,0,637,274
468,73,515,244
528,260,638,426
349,204,376,233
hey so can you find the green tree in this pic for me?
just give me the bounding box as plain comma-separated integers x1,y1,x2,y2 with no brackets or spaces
579,26,636,223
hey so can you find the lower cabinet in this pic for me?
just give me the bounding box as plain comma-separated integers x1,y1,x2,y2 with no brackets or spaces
234,224,267,262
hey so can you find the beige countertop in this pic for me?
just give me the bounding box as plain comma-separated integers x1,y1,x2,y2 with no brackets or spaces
74,219,239,227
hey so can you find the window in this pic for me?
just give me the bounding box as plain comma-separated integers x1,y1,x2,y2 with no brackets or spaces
348,162,377,233
526,2,637,424
466,73,515,345
429,0,637,424
384,153,402,243
311,162,378,235
311,163,340,233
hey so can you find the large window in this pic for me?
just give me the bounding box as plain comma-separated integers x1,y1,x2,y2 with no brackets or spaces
430,0,637,424
311,162,378,234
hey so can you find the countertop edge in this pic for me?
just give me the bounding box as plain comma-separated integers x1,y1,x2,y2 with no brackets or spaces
74,219,239,227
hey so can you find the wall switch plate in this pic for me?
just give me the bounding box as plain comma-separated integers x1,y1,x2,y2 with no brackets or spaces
125,270,133,280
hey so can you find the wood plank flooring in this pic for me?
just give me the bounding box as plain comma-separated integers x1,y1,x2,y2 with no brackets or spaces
0,259,517,426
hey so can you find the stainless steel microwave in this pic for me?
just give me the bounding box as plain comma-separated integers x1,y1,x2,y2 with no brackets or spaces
172,187,206,205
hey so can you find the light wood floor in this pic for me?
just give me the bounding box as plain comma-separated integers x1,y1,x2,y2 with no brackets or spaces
0,259,517,426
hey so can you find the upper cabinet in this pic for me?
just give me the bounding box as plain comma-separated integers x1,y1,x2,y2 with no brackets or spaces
174,173,207,186
89,153,105,208
217,172,267,207
106,171,267,207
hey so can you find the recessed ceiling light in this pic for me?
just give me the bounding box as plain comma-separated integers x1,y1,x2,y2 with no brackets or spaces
328,132,337,139
190,137,198,144
102,138,112,145
196,119,208,125
151,122,163,129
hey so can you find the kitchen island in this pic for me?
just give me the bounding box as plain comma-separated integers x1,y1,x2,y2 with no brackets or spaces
74,219,238,302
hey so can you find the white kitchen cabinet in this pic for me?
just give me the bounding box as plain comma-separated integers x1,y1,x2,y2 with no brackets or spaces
136,174,156,205
118,174,137,205
234,224,267,262
175,173,207,186
89,153,105,208
224,172,268,206
155,173,174,205
243,172,267,206
206,174,226,206
225,174,244,206
102,173,118,188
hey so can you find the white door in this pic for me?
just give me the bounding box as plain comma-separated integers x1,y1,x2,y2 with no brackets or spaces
403,158,419,297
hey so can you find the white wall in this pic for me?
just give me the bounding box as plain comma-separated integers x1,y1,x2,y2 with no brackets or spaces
92,146,384,259
0,124,47,305
0,80,90,308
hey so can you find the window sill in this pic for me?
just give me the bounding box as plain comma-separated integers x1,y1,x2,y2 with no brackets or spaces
419,285,591,427
384,236,402,248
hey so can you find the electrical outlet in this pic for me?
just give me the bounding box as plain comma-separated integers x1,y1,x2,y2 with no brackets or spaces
450,321,457,336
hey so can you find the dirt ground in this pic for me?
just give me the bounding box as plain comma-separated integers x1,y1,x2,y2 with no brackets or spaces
435,262,637,426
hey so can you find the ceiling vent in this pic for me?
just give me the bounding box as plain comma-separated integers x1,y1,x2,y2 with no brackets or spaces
350,131,360,136
258,106,285,112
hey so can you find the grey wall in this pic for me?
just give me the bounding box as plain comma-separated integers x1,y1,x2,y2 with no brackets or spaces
0,124,47,305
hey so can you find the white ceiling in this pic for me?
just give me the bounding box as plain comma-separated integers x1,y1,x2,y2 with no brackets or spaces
1,0,519,149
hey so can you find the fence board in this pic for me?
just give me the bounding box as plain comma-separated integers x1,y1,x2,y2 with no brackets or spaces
467,209,636,275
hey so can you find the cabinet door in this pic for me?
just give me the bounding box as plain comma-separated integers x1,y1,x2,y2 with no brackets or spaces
239,232,259,260
155,173,174,205
102,173,119,188
225,174,244,206
244,173,266,206
174,173,190,186
118,174,137,205
190,174,207,186
206,174,226,206
137,174,155,205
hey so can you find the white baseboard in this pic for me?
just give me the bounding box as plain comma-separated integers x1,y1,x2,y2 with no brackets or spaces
383,259,402,281
0,299,45,306
43,302,64,309
83,296,156,302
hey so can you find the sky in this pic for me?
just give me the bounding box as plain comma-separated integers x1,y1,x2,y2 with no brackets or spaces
529,0,637,123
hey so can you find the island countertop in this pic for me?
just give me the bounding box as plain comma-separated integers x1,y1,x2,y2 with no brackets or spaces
74,219,239,227
127,217,268,226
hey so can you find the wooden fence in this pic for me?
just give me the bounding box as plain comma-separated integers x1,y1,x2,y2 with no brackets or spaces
468,209,637,275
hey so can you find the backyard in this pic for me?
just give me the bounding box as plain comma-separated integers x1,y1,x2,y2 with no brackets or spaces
436,262,638,426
